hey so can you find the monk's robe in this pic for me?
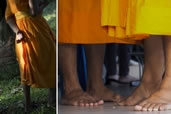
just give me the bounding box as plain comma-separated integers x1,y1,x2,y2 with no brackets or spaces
59,0,140,44
5,0,56,88
101,0,171,39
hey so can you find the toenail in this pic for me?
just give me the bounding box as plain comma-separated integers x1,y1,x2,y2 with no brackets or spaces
85,103,89,106
142,108,147,111
94,103,98,106
99,100,104,104
73,102,78,106
148,108,153,111
159,107,164,111
153,108,158,111
90,103,94,106
134,105,142,111
80,103,84,106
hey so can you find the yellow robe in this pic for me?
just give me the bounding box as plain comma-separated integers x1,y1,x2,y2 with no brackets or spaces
102,0,171,39
59,0,140,44
5,0,56,88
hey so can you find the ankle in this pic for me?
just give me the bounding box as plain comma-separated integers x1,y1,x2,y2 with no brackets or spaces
64,87,83,95
63,81,82,94
141,78,161,93
143,77,161,84
87,82,105,92
142,72,162,83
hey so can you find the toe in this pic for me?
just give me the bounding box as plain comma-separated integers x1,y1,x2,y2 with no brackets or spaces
79,100,85,107
142,103,151,111
88,94,104,105
94,102,98,106
92,97,104,105
85,103,90,107
134,101,147,111
159,104,166,111
80,103,84,106
87,99,98,106
87,100,98,106
147,103,155,111
152,104,162,111
89,103,94,106
161,104,171,110
146,103,156,111
134,105,143,111
98,100,104,105
72,101,79,106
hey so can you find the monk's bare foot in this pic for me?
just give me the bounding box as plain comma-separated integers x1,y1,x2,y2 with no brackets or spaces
87,86,121,103
61,89,103,106
135,87,171,111
119,36,164,106
134,76,171,111
119,74,162,106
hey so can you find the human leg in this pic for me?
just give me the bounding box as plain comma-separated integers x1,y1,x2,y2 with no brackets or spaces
119,36,164,106
85,44,120,102
59,44,99,106
134,36,171,111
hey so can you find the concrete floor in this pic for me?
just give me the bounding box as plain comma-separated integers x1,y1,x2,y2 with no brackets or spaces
58,64,171,114
59,103,171,114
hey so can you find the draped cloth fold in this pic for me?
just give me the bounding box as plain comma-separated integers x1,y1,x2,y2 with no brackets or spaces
101,0,171,40
6,0,56,88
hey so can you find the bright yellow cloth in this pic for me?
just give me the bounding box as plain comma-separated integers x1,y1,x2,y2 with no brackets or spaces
130,0,171,35
101,0,171,39
59,0,141,44
5,0,56,88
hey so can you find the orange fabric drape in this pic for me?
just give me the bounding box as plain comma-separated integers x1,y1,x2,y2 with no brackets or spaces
59,0,141,44
6,0,56,88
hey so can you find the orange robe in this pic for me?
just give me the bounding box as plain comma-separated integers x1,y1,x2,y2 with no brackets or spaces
5,0,56,88
59,0,140,44
101,0,171,39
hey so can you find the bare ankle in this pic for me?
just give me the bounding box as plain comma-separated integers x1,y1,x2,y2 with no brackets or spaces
64,88,83,96
142,72,162,84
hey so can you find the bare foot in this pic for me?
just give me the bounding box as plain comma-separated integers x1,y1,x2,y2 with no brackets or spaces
134,75,171,111
87,86,121,103
134,88,171,111
61,89,103,106
119,36,164,106
119,76,161,106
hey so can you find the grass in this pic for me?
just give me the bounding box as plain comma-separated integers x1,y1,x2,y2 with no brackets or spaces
0,1,56,113
0,63,56,114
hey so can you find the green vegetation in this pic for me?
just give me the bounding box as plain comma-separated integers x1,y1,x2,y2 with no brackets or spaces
0,0,56,113
43,0,56,33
